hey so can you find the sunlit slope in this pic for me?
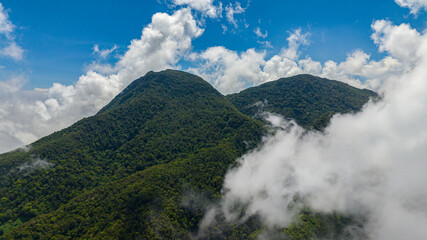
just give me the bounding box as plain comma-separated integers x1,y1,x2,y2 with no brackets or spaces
1,71,375,239
0,70,262,235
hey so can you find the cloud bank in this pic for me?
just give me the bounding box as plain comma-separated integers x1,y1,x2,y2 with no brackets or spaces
204,21,427,240
188,23,409,94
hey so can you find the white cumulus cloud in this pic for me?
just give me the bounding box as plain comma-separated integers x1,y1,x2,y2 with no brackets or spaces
372,20,422,64
188,24,412,94
202,21,427,239
188,46,266,94
0,8,203,153
0,3,421,159
395,0,427,14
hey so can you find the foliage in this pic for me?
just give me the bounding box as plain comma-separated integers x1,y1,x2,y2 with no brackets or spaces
227,74,377,130
284,209,366,240
0,70,262,237
0,70,374,239
6,140,261,239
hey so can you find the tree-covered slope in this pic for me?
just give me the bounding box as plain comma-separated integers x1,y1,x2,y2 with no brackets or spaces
227,74,377,130
6,129,261,239
0,71,376,239
0,70,262,235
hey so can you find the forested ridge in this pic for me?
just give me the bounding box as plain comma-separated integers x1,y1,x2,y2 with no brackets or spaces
227,74,377,130
0,70,376,239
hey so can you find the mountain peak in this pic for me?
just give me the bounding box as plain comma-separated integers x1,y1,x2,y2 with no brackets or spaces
1,70,377,239
98,69,220,114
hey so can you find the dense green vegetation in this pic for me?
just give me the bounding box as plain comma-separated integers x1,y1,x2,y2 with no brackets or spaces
0,70,262,237
0,70,375,239
283,209,366,240
227,74,377,130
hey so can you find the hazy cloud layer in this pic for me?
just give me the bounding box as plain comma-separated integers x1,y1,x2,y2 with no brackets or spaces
204,21,427,240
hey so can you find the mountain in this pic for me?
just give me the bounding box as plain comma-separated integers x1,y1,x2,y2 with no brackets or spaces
0,70,375,239
0,70,262,237
227,74,377,130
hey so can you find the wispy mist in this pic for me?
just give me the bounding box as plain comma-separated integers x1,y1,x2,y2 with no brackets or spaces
17,158,53,173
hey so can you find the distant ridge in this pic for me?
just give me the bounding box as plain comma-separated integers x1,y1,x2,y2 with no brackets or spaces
1,70,375,239
227,74,377,129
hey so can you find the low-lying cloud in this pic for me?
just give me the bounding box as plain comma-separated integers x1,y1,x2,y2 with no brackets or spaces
202,22,427,240
17,158,53,172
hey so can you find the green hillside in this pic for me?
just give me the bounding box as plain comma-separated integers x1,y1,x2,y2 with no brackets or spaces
0,70,375,239
0,70,262,236
227,74,377,130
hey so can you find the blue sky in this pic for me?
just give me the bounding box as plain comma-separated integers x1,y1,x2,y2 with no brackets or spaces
1,0,425,89
1,0,427,153
2,2,427,236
